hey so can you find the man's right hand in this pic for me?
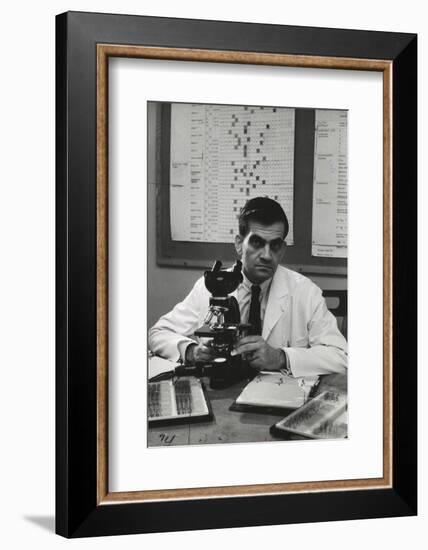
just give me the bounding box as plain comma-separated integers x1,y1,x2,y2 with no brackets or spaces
185,341,216,365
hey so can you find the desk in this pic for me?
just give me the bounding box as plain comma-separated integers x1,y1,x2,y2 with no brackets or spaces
148,373,347,447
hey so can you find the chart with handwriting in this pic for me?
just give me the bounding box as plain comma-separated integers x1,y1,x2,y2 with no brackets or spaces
170,103,295,244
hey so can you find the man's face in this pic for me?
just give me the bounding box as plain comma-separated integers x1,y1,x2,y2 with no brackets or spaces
234,220,286,284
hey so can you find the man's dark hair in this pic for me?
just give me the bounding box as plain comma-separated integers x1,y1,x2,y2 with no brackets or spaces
238,196,289,238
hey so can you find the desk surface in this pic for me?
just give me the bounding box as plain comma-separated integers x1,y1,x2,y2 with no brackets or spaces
148,373,347,447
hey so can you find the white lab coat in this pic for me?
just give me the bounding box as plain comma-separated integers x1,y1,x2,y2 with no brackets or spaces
148,266,348,377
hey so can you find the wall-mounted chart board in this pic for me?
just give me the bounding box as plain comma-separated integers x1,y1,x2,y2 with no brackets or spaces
153,101,347,276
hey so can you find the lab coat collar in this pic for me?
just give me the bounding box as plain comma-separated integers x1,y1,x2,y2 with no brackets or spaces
262,266,290,340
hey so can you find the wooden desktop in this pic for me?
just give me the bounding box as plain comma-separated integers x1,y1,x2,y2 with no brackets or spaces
148,372,347,447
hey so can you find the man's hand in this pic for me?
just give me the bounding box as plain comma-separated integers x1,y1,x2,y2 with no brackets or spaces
185,341,217,365
233,335,286,371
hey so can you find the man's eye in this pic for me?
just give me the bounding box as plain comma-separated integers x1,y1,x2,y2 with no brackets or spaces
270,241,282,252
250,237,264,248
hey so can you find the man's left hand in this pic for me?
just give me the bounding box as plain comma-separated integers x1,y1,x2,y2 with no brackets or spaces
233,335,286,371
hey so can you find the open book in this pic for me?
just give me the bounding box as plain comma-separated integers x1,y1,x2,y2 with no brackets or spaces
231,372,319,412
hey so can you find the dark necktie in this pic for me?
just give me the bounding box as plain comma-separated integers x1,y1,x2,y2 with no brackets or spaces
248,285,262,335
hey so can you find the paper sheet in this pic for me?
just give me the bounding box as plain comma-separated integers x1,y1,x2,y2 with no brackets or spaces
148,356,178,380
311,110,348,258
170,103,295,244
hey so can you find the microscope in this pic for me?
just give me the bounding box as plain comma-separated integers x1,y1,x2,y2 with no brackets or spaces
177,259,253,388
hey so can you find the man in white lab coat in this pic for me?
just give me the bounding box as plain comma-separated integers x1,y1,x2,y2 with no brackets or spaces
148,197,347,377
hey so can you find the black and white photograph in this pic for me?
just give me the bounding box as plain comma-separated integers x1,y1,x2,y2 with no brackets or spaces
147,100,348,446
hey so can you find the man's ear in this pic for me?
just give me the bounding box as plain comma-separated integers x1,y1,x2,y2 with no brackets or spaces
234,234,243,256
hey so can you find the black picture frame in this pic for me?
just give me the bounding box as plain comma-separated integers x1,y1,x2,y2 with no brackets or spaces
56,11,417,538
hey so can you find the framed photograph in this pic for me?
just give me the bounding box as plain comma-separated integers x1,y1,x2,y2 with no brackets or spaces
56,11,417,537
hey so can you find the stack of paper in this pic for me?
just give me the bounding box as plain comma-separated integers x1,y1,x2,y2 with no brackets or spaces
148,356,178,380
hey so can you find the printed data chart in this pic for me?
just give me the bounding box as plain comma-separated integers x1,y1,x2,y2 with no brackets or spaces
312,110,348,258
170,103,295,244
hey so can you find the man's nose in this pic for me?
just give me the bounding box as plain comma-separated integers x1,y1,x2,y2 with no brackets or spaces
260,243,272,261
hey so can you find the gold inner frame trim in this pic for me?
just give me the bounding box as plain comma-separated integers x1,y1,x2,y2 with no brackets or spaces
96,44,393,505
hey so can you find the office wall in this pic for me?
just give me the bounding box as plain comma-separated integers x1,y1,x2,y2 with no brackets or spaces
147,102,347,327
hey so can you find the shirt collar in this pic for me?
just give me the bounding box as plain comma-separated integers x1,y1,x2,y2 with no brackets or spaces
241,271,272,295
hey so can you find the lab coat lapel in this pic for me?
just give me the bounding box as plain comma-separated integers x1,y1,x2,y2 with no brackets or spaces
262,268,289,340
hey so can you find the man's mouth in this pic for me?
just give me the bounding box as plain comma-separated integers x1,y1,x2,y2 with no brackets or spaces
256,265,272,270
